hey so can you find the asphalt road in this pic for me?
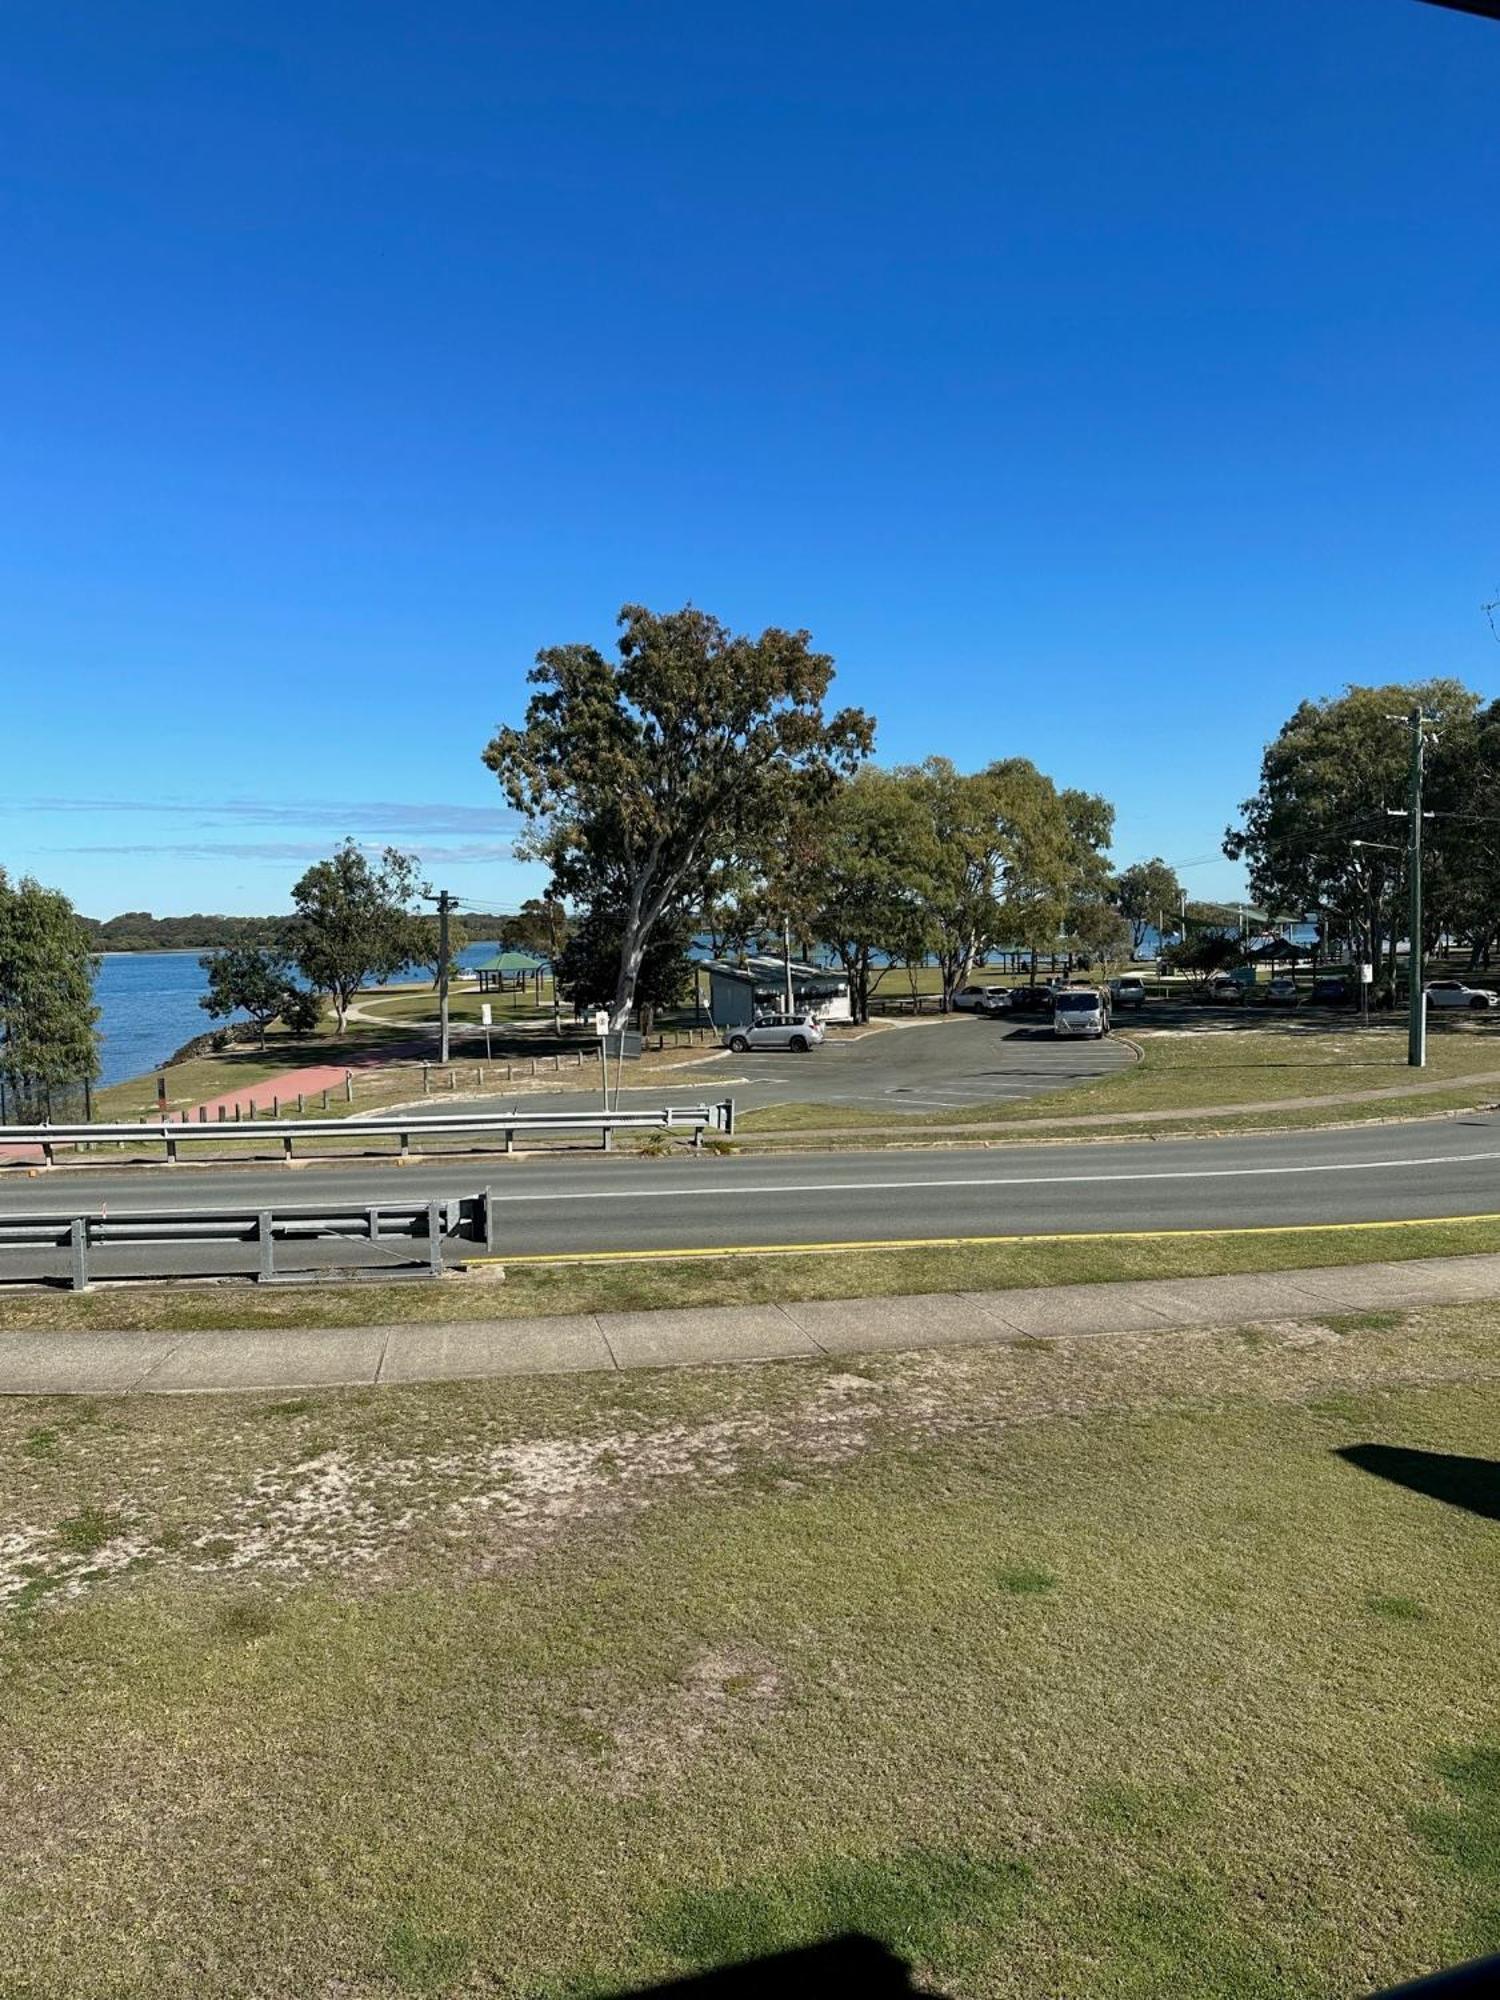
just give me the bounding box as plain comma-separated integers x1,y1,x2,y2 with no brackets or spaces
5,1113,1500,1283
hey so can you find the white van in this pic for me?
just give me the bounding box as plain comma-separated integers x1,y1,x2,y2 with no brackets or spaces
1052,988,1109,1040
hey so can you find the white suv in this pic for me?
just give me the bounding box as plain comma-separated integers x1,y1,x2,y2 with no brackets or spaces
1424,979,1500,1012
725,1014,826,1053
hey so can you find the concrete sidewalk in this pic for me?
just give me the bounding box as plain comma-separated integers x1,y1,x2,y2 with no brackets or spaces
5,1253,1500,1395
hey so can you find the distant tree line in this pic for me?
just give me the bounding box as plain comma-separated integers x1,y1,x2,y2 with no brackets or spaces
80,909,524,953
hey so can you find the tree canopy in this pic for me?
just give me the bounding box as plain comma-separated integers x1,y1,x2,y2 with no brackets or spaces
1225,680,1477,990
289,842,425,1034
198,946,305,1049
483,604,873,1027
0,869,100,1113
1113,858,1183,951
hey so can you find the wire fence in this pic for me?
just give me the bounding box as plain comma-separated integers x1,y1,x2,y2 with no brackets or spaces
0,1076,91,1125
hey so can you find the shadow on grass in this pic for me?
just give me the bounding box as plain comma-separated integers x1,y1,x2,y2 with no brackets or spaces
1337,1445,1500,1523
609,1934,932,1996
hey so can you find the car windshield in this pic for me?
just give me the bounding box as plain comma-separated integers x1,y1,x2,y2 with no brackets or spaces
1057,994,1100,1013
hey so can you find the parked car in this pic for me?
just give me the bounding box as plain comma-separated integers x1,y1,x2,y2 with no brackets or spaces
1265,977,1299,1007
952,984,1010,1012
1307,975,1352,1007
1197,974,1245,1005
976,988,1014,1016
1052,988,1109,1039
1107,974,1147,1010
724,1014,826,1053
1008,982,1058,1016
1424,979,1500,1012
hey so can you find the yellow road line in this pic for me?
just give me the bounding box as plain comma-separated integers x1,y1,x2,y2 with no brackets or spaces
469,1210,1500,1269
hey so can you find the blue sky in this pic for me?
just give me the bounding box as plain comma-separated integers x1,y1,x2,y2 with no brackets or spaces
2,0,1496,919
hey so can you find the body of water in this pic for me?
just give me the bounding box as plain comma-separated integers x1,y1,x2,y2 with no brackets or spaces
92,944,499,1088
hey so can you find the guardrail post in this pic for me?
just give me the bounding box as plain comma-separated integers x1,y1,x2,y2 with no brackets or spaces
427,1199,443,1278
165,1130,178,1164
602,1123,612,1152
480,1187,496,1253
283,1132,295,1162
505,1128,514,1154
256,1211,274,1283
723,1097,736,1137
399,1131,411,1161
70,1218,90,1292
43,1136,55,1167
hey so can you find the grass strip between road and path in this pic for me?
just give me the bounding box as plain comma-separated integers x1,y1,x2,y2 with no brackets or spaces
8,1211,1500,1335
3,1301,1499,1997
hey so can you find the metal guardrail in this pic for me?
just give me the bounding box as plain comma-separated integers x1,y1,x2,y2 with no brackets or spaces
0,1100,736,1167
0,1191,496,1289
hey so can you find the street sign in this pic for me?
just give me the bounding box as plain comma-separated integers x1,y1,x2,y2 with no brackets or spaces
481,1003,493,1025
592,1010,610,1036
1359,962,1374,985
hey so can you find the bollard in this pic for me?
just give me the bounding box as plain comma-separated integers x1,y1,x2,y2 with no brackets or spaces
554,1053,561,1072
297,1092,304,1114
423,1066,431,1094
530,1058,536,1077
218,1105,225,1122
198,1105,207,1123
449,1068,456,1091
344,1072,353,1103
235,1102,242,1123
272,1096,280,1119
322,1088,329,1111
249,1100,257,1120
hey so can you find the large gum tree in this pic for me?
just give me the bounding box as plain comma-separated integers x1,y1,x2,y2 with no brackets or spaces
483,604,873,1029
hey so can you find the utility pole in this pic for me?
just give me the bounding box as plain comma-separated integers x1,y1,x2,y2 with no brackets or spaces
1403,709,1428,1069
1384,708,1436,1069
434,889,457,1066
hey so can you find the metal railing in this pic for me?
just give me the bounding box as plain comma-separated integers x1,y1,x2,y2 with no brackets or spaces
0,1100,736,1168
0,1191,496,1289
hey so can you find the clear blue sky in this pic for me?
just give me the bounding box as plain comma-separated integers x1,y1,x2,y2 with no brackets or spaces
3,0,1496,919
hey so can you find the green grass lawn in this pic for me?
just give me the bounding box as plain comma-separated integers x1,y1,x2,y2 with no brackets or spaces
3,1304,1499,1996
741,1019,1500,1133
9,1212,1500,1335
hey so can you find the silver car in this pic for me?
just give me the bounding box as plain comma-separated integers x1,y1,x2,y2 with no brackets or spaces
725,1013,826,1053
1424,979,1500,1012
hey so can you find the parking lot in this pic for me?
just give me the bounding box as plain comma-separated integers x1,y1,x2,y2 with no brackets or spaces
429,1014,1134,1125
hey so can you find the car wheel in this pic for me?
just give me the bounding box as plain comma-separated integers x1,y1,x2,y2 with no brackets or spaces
790,1035,809,1052
729,1035,749,1053
1472,996,1490,1012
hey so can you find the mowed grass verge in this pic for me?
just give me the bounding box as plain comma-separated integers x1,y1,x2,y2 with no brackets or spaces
2,1306,1499,1997
8,1212,1500,1334
739,1019,1500,1133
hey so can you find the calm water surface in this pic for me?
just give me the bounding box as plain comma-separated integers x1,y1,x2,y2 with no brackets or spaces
92,946,495,1088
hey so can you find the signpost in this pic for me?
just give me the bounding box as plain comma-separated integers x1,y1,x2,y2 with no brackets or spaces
481,1001,492,1062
